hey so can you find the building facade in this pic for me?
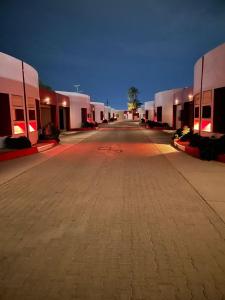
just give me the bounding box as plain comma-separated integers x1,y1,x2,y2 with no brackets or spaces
90,102,105,123
57,91,91,129
193,42,225,136
0,52,40,145
154,87,193,129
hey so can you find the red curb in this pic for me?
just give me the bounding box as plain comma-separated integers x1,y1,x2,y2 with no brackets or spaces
0,147,38,162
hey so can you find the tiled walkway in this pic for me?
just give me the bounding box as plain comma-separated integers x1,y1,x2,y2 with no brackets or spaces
0,122,225,300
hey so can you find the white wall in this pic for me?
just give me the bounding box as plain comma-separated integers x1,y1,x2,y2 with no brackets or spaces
154,89,180,126
57,91,91,128
154,87,193,127
114,110,125,121
137,106,145,119
104,106,111,120
91,102,105,123
0,52,39,144
194,42,225,94
144,101,155,120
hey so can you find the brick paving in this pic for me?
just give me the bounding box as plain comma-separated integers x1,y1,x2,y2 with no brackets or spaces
0,122,225,300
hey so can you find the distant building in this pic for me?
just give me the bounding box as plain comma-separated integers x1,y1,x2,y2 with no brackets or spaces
154,87,193,129
144,101,155,121
57,91,91,129
91,101,105,123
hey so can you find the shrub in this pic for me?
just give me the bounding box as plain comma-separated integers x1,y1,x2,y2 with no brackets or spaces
82,121,95,128
5,136,31,149
189,133,201,147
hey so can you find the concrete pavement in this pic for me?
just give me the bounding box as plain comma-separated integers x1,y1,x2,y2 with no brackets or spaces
0,121,225,300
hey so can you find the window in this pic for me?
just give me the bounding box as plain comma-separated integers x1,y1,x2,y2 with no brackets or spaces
15,109,24,121
194,106,199,118
202,105,211,119
29,110,36,120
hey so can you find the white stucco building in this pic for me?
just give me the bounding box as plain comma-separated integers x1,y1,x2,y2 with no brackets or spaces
154,87,193,129
0,52,40,145
91,101,105,123
144,101,155,121
193,42,225,135
57,91,91,129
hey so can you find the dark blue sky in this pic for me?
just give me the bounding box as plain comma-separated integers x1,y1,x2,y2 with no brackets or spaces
1,0,225,109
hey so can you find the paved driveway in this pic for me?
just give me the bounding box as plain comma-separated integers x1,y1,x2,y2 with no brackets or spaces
0,121,225,300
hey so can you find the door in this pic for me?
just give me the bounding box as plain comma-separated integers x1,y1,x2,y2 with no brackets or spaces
214,87,225,133
0,93,12,136
41,106,51,127
35,99,41,129
157,106,162,122
183,101,194,128
81,108,87,123
145,110,149,120
59,107,65,130
100,111,104,121
176,104,182,129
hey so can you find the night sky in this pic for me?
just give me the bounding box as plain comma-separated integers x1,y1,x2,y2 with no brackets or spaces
1,0,225,109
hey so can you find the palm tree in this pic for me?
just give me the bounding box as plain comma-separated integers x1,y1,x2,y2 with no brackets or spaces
127,86,142,119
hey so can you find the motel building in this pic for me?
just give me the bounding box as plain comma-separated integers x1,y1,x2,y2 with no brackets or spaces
114,110,126,121
154,86,193,129
137,105,145,119
104,105,111,121
0,52,40,145
144,100,155,121
39,87,70,131
193,42,225,136
90,101,105,124
56,91,91,129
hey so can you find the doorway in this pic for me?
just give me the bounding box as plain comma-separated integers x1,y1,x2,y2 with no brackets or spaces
214,87,225,133
157,106,162,122
0,93,12,136
81,108,87,123
183,101,194,128
59,107,70,130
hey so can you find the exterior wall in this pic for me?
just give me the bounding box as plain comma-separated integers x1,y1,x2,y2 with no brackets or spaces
144,101,155,120
91,102,105,123
154,88,182,127
114,110,125,121
57,91,90,129
194,43,225,94
104,106,111,120
154,87,193,128
193,43,225,135
137,106,145,119
0,52,40,145
39,88,70,130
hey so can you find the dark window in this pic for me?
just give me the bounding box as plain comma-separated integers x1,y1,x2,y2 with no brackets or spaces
202,105,211,119
15,109,24,121
29,110,36,120
194,106,199,118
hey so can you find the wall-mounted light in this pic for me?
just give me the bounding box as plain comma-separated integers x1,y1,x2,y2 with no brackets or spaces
188,94,193,101
45,97,50,104
62,100,67,107
175,98,179,105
